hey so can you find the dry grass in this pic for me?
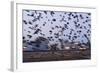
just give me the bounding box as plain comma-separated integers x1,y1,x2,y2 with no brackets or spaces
23,49,91,62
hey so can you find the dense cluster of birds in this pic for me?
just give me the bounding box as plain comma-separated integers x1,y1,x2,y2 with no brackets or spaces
22,10,91,50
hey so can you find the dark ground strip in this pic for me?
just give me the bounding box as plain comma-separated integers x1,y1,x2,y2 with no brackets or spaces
23,49,91,62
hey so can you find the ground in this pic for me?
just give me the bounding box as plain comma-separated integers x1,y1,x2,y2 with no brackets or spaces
23,49,91,62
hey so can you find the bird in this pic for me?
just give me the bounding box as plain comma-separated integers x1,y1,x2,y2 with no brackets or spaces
34,29,41,34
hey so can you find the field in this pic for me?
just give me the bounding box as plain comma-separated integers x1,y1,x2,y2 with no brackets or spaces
23,49,91,62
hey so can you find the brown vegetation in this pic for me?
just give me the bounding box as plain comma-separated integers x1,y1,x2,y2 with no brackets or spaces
23,49,90,62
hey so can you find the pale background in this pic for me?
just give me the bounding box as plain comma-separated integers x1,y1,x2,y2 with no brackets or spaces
0,0,100,73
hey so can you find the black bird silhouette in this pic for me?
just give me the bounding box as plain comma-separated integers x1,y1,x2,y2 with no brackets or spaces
87,13,91,16
50,11,55,16
44,11,47,14
34,29,41,34
28,31,31,33
49,30,52,34
74,21,77,24
80,14,84,19
64,24,68,28
52,18,56,21
23,20,27,24
23,36,25,39
27,35,32,38
29,27,34,30
28,21,32,25
27,13,34,17
34,24,38,28
51,27,54,30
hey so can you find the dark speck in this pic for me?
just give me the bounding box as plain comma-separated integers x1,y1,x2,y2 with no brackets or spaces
85,20,88,22
78,30,81,33
64,34,66,36
80,14,83,19
80,26,82,29
86,16,89,18
29,27,34,30
69,36,71,39
23,36,25,39
49,30,52,34
55,26,59,28
23,20,27,24
68,12,72,16
51,22,53,24
64,24,67,28
44,11,47,14
68,17,71,20
41,17,43,18
74,36,77,39
34,24,38,28
52,19,56,21
74,33,76,35
27,13,34,17
32,19,37,22
27,35,32,38
43,24,45,26
49,30,52,33
28,31,31,33
84,26,86,29
50,11,55,16
29,21,32,25
51,27,54,30
88,24,91,27
74,21,77,24
62,27,65,31
34,29,41,34
35,44,40,47
87,13,91,15
67,22,69,24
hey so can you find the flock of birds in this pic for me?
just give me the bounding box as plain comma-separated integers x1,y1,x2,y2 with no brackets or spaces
22,10,91,50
